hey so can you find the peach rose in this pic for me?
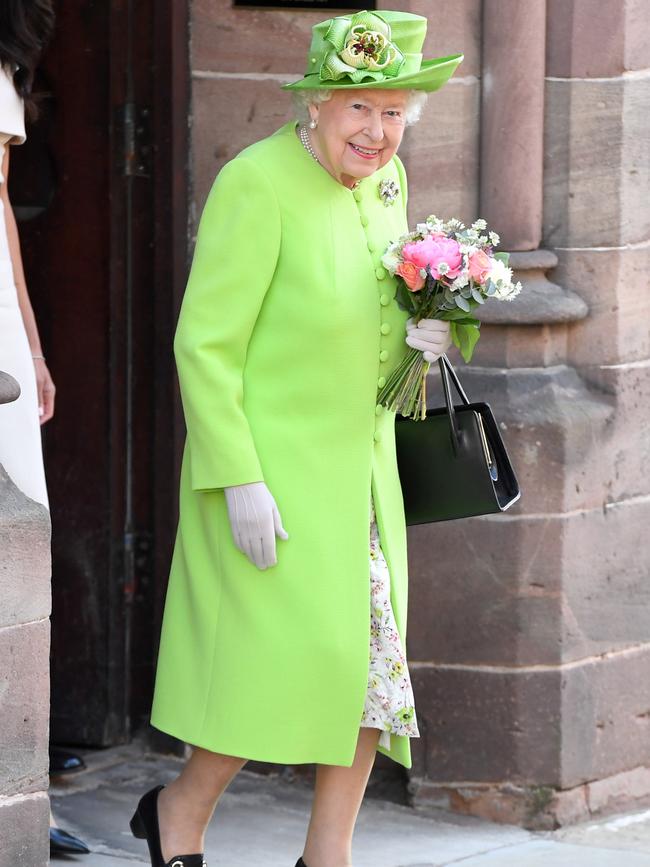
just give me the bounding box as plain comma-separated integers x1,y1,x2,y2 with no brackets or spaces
468,248,492,284
396,261,425,292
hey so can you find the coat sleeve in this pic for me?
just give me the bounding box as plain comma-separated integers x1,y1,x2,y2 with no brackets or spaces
173,156,281,491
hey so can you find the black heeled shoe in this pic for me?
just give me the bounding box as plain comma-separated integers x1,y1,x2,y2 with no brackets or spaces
49,826,91,854
130,784,207,867
295,859,308,867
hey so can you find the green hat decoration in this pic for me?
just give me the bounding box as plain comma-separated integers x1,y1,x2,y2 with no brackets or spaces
283,9,463,93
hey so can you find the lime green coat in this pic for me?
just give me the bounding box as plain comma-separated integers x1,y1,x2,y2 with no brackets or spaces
150,121,413,768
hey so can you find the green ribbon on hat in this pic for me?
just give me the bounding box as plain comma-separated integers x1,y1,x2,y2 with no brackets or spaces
320,11,406,85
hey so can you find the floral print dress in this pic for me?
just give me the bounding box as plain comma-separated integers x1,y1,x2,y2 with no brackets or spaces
360,494,420,749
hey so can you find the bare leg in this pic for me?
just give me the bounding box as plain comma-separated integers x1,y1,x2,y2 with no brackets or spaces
301,727,381,867
156,746,247,862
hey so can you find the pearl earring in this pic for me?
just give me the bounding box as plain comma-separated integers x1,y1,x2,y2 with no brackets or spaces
309,119,317,130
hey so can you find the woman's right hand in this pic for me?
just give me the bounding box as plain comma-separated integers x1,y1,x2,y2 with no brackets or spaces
224,481,289,570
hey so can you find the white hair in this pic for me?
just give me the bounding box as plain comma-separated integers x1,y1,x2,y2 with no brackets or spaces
291,89,428,127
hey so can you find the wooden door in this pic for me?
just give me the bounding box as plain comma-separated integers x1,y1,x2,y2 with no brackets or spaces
9,0,189,746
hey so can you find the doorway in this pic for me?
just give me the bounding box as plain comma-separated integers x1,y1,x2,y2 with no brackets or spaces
9,0,189,747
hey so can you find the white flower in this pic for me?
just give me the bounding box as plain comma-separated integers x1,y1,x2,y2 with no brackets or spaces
488,231,500,247
451,273,469,291
419,268,427,278
446,218,464,231
416,222,429,235
382,251,400,273
472,218,487,231
437,262,450,276
458,242,478,256
489,259,513,285
425,215,444,233
496,279,523,301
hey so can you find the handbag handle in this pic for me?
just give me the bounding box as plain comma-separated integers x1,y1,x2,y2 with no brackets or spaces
437,354,471,455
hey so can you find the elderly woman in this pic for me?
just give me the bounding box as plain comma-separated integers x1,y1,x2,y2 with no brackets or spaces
132,10,462,867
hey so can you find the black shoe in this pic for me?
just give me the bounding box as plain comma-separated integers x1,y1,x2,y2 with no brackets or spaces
130,784,207,867
295,860,308,867
49,746,86,775
50,826,91,854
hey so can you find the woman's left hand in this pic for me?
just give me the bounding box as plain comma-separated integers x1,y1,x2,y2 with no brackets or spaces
33,358,56,424
405,317,452,363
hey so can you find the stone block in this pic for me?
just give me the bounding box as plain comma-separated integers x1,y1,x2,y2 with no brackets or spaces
408,647,650,808
0,372,20,404
191,77,294,213
379,0,482,77
409,666,562,784
471,323,570,369
625,0,650,70
0,793,49,867
440,364,614,514
586,766,650,814
574,362,650,506
192,0,321,74
0,620,50,796
544,76,650,247
407,494,650,668
560,647,650,787
400,77,480,225
409,777,592,829
558,246,650,367
547,0,650,76
0,468,51,629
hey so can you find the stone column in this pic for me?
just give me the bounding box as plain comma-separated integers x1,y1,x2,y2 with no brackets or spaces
0,372,51,865
404,0,650,828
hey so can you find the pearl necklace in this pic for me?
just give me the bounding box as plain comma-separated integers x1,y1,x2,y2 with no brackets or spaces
298,125,360,191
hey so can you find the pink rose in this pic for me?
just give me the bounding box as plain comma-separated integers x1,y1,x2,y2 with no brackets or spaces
402,235,463,280
468,248,492,283
396,261,425,292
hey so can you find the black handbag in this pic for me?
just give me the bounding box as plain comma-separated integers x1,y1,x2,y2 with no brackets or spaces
395,354,521,525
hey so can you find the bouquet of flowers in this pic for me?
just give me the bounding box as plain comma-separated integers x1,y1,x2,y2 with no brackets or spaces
378,215,522,420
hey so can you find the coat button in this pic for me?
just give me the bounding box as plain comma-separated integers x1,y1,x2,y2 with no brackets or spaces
360,214,369,227
375,404,383,416
377,376,386,387
373,430,381,442
379,349,389,362
375,267,386,280
367,241,376,252
380,322,391,335
379,293,390,306
353,190,362,202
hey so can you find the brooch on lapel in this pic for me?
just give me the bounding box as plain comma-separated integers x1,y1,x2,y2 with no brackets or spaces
378,178,399,207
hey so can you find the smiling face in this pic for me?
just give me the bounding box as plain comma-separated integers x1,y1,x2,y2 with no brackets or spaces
307,88,408,188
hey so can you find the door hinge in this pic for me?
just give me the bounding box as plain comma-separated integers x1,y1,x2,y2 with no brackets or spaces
123,530,153,598
123,102,151,178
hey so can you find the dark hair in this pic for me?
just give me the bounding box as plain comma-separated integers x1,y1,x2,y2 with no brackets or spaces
0,0,55,120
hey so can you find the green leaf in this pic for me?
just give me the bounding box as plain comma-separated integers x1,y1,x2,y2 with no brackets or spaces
454,295,471,312
494,251,510,265
395,281,417,314
471,287,485,304
438,309,480,324
451,322,481,363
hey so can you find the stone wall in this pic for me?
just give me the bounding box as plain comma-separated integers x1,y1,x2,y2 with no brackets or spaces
189,0,650,827
0,373,51,865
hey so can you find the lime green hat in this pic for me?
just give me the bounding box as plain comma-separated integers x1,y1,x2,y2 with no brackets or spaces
282,9,463,93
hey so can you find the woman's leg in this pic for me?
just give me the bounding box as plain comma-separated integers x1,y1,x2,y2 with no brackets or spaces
301,727,381,867
156,746,247,862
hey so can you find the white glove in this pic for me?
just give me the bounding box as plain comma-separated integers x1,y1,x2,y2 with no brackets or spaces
405,317,452,363
224,481,289,570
